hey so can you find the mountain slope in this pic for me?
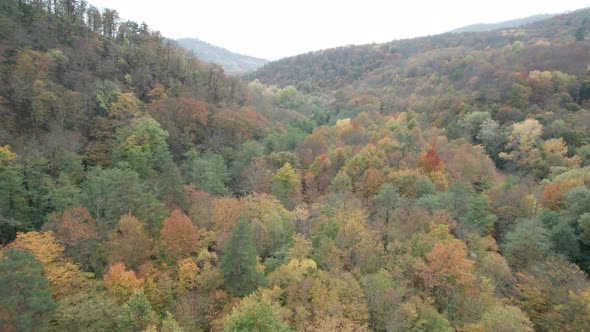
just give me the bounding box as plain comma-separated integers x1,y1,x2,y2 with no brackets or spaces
248,8,590,90
176,38,268,75
450,13,557,33
4,2,590,332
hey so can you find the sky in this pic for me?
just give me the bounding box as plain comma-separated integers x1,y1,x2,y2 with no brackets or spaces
89,0,589,60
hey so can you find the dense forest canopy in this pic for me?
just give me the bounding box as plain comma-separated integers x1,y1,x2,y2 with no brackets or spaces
1,1,590,331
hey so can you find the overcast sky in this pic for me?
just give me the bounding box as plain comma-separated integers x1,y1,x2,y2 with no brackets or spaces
89,0,589,60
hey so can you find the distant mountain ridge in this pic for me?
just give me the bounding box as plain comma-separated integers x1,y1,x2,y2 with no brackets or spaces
450,13,557,33
176,38,268,75
248,8,590,90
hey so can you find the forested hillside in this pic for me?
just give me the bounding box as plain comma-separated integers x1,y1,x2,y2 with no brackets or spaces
450,13,556,33
176,38,268,75
1,1,590,331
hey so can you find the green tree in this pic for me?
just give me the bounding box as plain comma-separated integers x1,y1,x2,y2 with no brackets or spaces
502,219,552,269
535,208,580,260
362,269,404,331
276,85,303,109
460,111,491,142
477,118,505,160
548,221,579,260
50,291,120,332
477,305,534,332
0,161,29,243
21,151,53,229
113,117,175,179
118,289,157,332
390,296,452,332
112,117,184,205
224,291,291,332
579,213,590,245
229,140,265,181
271,162,301,209
95,80,121,115
46,172,84,213
562,186,590,224
0,248,57,331
161,312,184,332
461,194,497,235
372,183,401,225
83,166,168,230
182,149,229,195
220,219,265,296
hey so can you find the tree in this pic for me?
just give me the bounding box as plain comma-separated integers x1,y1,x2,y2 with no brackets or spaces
12,231,89,300
113,117,175,178
562,186,590,224
276,85,303,109
460,111,491,142
445,143,496,191
390,296,452,332
502,219,552,269
229,140,265,181
108,92,142,120
541,138,572,169
239,157,273,194
477,118,504,159
579,213,590,245
46,172,85,213
46,207,98,270
95,80,121,115
177,258,199,294
477,305,534,332
160,312,184,332
219,219,265,296
0,248,57,332
362,269,405,331
499,119,543,173
104,214,151,269
548,221,580,260
50,291,120,332
415,240,475,294
418,148,444,173
224,291,291,332
118,289,158,332
506,83,532,108
0,153,32,243
372,183,400,225
103,262,144,304
271,162,301,209
239,194,295,257
160,209,199,260
461,194,497,235
112,117,184,204
83,166,168,230
211,197,242,252
182,149,229,195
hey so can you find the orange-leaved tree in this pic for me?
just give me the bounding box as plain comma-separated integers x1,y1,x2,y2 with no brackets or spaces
160,209,199,260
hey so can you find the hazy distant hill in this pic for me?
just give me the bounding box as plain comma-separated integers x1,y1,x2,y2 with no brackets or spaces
176,38,268,75
450,13,557,33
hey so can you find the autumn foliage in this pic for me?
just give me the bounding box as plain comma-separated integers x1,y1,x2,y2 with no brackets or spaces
103,262,144,304
415,240,476,292
2,3,590,332
418,148,444,173
160,209,200,260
